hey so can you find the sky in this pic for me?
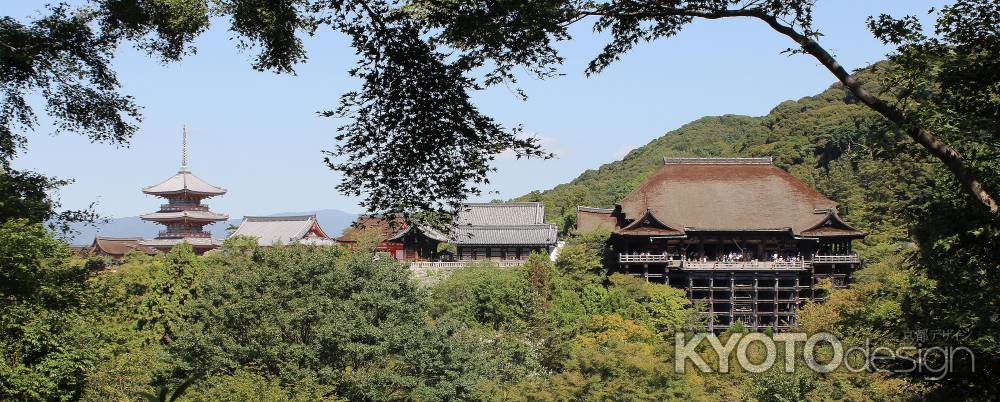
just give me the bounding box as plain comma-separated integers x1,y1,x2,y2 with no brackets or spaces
8,1,941,219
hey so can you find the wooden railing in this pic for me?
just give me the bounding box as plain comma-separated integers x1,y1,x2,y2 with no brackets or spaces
408,260,525,269
811,254,861,264
160,204,209,212
618,253,683,264
681,260,807,270
618,253,860,270
157,231,211,238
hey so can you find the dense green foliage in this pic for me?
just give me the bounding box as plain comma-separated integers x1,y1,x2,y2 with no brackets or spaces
0,220,147,401
0,212,979,401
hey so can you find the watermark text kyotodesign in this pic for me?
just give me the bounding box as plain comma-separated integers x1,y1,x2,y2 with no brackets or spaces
675,332,974,380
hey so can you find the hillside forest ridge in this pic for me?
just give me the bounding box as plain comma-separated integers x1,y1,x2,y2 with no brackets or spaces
2,1,1000,401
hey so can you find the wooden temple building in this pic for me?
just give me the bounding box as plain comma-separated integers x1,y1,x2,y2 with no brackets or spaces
450,202,558,261
230,215,336,246
139,128,228,254
336,202,558,263
335,215,424,258
87,236,159,259
576,157,865,331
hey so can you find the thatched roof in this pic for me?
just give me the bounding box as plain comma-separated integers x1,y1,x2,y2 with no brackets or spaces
581,157,864,238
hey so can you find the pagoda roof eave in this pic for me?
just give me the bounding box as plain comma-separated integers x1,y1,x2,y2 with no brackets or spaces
142,171,227,196
140,211,229,222
142,189,226,197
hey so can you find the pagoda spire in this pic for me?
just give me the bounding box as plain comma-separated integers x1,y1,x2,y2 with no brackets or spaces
180,126,189,173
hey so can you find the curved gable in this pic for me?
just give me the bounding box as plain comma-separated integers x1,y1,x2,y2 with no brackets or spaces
617,208,683,236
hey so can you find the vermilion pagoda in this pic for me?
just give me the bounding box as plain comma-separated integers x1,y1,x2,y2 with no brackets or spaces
140,128,228,254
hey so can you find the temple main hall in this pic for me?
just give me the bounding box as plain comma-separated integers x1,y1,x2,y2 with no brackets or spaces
577,157,865,331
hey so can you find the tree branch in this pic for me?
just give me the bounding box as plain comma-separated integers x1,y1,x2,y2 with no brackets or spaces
583,6,1000,219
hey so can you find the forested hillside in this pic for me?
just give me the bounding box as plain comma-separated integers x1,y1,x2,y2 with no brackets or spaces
519,67,930,260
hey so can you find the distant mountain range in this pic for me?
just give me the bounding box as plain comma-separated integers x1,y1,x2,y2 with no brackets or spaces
66,209,357,245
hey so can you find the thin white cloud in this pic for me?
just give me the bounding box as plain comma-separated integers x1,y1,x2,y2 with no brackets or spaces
613,145,636,160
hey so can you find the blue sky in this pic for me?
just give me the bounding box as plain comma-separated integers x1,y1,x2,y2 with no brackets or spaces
8,1,940,218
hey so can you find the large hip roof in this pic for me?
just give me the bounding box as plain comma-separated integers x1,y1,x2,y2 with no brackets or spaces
618,158,862,236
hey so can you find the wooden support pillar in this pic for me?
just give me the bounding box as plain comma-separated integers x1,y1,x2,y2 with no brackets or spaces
773,276,779,332
729,271,736,326
810,273,816,300
687,276,693,300
752,274,759,331
795,276,801,305
708,275,715,332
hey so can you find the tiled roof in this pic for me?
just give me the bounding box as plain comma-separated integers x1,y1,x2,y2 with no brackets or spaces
576,206,617,232
450,224,558,246
339,203,557,247
388,224,449,243
617,208,684,236
455,202,545,226
799,210,866,237
91,236,159,256
335,215,407,243
143,171,227,196
230,215,335,246
616,158,863,237
140,210,229,221
451,202,557,246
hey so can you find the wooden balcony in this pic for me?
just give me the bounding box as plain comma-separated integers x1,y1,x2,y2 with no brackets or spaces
408,260,525,269
811,254,862,264
681,260,808,271
160,204,209,212
618,253,684,266
157,231,211,239
619,253,860,270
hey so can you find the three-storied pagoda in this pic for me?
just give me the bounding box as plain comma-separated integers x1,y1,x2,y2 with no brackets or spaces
140,128,228,254
577,157,865,331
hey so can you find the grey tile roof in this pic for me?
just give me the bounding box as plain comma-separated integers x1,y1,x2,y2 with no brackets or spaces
576,206,614,213
450,224,558,246
230,215,335,246
455,202,545,226
447,202,557,246
143,171,227,196
388,224,449,243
